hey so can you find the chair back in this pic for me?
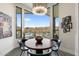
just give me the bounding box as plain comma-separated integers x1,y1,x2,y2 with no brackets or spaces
51,39,61,50
18,39,28,50
57,40,61,49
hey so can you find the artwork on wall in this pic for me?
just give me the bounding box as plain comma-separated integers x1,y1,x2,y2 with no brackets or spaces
0,12,12,39
61,16,72,33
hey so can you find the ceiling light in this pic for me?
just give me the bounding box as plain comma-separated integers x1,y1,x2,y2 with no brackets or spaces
32,6,47,16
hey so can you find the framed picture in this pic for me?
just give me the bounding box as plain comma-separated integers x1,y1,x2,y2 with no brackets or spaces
0,12,12,39
61,16,72,33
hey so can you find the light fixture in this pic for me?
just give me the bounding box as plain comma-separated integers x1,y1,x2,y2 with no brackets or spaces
32,6,47,16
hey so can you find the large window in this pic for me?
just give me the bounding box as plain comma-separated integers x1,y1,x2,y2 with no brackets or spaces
16,7,31,39
16,7,22,38
53,3,59,38
55,17,61,36
24,14,51,39
16,7,51,39
23,9,32,38
53,3,61,38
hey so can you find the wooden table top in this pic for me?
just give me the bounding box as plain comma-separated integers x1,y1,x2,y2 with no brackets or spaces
25,38,52,50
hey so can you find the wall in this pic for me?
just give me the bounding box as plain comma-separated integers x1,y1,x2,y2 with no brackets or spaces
78,3,79,55
59,3,76,55
0,3,16,55
0,3,32,56
74,3,78,56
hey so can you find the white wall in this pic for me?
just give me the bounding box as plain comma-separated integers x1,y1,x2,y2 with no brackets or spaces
0,3,16,55
59,3,76,55
0,3,32,56
78,3,79,55
74,3,78,56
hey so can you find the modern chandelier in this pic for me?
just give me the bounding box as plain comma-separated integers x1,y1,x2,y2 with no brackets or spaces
32,6,47,16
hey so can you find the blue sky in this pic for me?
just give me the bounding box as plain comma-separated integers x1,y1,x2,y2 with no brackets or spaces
17,13,61,27
17,14,50,27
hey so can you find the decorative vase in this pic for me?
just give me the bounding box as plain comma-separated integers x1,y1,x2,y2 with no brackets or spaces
35,36,43,44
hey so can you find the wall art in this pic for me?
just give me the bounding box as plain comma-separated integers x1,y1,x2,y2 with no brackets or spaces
0,12,12,39
61,16,72,33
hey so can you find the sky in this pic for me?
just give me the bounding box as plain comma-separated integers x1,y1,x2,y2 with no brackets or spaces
55,16,61,27
17,13,61,27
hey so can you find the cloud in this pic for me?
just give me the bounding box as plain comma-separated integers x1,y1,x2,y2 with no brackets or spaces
25,18,31,21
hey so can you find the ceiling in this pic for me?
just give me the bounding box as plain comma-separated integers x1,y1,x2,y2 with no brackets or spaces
23,3,56,9
33,3,48,8
17,3,56,16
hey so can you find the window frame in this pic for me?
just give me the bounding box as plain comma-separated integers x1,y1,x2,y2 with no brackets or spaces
16,6,22,38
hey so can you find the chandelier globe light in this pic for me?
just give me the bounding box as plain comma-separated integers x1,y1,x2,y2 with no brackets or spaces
32,6,47,16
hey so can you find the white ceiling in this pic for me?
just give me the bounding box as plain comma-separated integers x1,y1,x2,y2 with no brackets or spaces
23,3,56,9
23,3,33,9
22,3,56,16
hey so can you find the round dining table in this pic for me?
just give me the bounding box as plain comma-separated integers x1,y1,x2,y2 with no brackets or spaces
25,38,52,54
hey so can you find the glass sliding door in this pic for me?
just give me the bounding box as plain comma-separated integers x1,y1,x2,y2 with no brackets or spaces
16,6,22,38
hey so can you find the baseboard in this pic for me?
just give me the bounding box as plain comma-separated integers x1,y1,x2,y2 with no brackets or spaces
60,47,75,55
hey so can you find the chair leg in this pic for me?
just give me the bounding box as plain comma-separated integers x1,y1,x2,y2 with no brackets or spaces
20,50,23,56
56,51,59,56
27,51,29,56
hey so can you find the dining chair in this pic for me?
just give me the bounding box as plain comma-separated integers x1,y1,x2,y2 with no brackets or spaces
51,39,61,56
19,39,29,56
27,49,52,56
